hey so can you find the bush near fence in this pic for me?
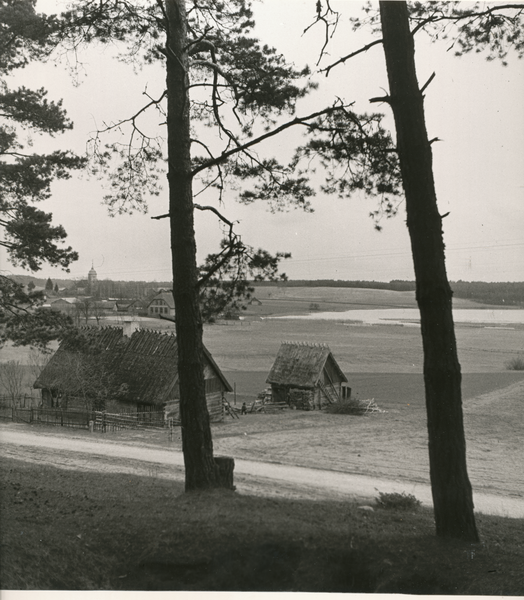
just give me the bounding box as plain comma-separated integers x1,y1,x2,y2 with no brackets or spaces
0,394,41,408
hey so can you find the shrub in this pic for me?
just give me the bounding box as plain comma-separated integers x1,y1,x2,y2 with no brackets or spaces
376,491,422,511
325,397,382,415
505,356,524,371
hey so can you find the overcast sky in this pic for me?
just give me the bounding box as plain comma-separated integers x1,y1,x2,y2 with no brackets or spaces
2,0,523,284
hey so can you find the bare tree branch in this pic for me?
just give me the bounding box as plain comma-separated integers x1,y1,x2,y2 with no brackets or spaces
303,0,340,66
323,38,383,77
191,104,347,177
421,71,436,95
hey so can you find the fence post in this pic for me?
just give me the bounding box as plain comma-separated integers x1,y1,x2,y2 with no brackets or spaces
30,407,33,423
60,410,63,426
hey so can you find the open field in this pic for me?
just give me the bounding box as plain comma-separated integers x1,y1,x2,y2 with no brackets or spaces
204,316,524,376
211,376,524,500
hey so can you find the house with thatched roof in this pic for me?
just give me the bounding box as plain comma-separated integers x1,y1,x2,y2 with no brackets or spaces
34,326,231,422
266,342,350,410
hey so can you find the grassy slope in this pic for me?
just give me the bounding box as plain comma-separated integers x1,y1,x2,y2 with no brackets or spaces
1,456,523,593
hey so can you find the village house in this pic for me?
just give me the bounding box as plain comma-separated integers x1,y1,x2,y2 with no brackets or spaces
147,291,175,319
33,325,231,422
43,297,80,315
266,341,351,410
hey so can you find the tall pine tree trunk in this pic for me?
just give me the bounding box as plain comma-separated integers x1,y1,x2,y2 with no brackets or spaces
164,0,221,490
379,1,479,542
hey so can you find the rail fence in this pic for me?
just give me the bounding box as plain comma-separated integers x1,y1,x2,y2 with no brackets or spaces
94,410,168,432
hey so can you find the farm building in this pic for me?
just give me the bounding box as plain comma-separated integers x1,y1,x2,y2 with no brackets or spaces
266,342,350,410
33,325,231,422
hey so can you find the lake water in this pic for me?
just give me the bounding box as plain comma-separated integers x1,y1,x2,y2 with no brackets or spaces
268,308,524,327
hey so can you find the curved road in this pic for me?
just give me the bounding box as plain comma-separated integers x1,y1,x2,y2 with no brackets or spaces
1,426,522,518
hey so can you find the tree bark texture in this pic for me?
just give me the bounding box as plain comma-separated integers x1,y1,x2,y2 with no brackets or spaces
164,0,223,491
379,1,479,542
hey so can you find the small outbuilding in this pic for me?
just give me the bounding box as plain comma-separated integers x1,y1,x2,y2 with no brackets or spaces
266,342,350,410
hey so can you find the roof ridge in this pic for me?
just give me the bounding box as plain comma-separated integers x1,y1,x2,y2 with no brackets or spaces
282,340,329,348
134,328,176,339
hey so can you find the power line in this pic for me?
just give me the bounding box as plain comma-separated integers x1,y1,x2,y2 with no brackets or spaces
288,239,524,264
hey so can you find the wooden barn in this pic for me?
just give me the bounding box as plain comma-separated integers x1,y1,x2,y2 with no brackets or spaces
266,342,350,410
33,326,232,422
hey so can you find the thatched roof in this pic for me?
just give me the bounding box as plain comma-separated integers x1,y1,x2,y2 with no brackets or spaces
34,326,232,405
266,342,348,389
112,330,179,404
33,327,124,393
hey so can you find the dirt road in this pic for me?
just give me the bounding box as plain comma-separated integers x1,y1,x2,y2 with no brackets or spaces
1,424,522,518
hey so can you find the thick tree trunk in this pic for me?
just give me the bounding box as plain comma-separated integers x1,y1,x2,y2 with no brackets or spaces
164,0,223,491
379,1,478,542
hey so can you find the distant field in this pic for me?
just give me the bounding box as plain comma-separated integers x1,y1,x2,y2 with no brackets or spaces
243,285,493,318
2,286,522,396
203,317,524,375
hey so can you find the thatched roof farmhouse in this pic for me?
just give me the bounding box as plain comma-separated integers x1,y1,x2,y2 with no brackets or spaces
266,342,350,410
34,326,231,422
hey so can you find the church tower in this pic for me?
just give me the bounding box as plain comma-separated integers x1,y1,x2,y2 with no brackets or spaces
88,262,98,293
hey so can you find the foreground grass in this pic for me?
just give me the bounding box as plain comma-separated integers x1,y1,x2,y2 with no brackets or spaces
1,457,523,593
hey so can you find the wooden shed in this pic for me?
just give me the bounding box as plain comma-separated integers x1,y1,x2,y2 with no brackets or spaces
266,342,350,410
34,326,232,422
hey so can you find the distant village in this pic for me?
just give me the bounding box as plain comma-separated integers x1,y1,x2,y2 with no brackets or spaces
21,265,176,325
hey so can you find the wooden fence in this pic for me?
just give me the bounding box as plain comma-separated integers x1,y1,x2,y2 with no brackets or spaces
0,406,93,429
0,405,167,432
94,410,168,432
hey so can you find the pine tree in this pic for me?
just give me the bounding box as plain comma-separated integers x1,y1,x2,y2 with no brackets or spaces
0,0,85,346
303,0,523,541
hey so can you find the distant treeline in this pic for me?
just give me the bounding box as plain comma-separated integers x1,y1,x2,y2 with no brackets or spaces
449,281,524,307
10,273,523,306
255,279,524,307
